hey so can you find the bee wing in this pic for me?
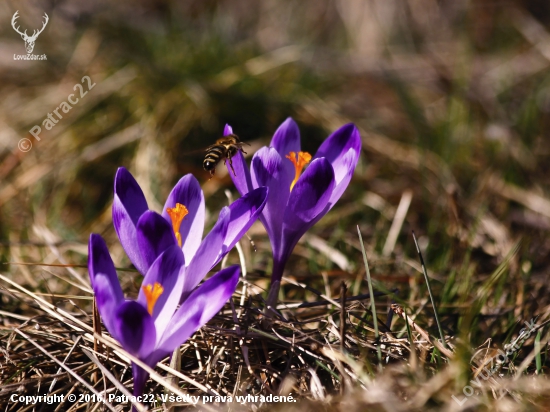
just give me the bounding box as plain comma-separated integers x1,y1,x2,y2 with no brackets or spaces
183,135,248,156
182,145,217,156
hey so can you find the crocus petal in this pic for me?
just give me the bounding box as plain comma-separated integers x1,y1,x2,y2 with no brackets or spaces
161,174,205,262
249,147,288,250
113,301,156,359
313,123,361,207
88,233,121,288
222,186,268,254
228,151,254,196
326,147,359,209
223,124,233,136
271,118,301,179
280,158,335,259
286,157,335,223
112,167,149,274
183,208,230,295
136,211,178,273
137,245,185,337
113,167,149,223
183,187,267,295
157,265,240,354
88,234,124,338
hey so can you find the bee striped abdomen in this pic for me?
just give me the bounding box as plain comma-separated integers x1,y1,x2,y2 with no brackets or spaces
203,146,224,171
203,134,248,177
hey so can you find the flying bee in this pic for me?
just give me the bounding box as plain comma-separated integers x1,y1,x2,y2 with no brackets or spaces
203,134,249,178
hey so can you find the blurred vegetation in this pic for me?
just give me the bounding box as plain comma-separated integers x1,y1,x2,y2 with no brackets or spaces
2,0,550,410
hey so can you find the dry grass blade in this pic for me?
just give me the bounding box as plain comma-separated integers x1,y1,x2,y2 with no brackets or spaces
486,174,550,219
382,190,413,257
13,329,121,412
81,348,144,410
391,304,453,358
48,335,82,393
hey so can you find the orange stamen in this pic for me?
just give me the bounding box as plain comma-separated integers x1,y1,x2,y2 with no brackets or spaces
166,203,188,247
285,151,312,191
142,282,164,315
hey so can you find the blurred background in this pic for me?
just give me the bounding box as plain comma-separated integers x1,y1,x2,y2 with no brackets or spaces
1,0,550,348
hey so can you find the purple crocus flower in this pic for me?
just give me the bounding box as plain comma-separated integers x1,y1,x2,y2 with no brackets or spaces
225,118,361,309
89,167,268,398
112,167,267,298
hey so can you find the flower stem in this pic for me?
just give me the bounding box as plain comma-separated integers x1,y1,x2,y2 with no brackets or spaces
264,279,281,318
264,256,286,317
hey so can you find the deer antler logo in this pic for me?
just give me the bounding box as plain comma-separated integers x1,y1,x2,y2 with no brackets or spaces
11,11,49,54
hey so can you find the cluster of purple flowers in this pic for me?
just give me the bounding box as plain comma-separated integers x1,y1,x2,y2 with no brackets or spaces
88,118,361,398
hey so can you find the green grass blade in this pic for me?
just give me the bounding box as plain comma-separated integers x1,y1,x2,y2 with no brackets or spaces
357,225,382,370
